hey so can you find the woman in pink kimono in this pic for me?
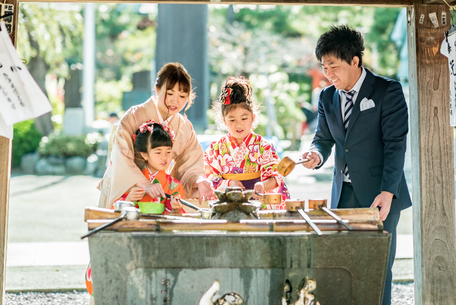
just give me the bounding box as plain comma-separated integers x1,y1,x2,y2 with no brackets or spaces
97,62,213,209
204,77,290,210
88,63,213,302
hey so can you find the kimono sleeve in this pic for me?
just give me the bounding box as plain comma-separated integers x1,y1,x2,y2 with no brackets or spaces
172,119,205,197
110,193,129,209
204,141,230,189
165,176,186,214
258,140,284,188
99,106,150,208
168,177,186,199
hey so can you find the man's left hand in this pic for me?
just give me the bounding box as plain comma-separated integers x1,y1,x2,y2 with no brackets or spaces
370,191,394,221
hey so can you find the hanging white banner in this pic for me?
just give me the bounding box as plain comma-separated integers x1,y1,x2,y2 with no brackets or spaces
441,30,456,127
0,22,52,130
0,113,13,139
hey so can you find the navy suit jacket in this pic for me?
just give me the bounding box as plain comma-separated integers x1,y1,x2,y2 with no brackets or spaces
312,69,412,214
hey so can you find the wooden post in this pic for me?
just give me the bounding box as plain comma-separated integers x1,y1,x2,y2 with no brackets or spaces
408,3,456,304
0,1,19,303
0,138,11,304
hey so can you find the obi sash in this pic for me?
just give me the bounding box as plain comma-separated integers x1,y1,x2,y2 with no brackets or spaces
222,172,261,190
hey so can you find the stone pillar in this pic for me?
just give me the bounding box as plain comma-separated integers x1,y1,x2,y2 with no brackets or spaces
155,4,209,132
122,71,153,110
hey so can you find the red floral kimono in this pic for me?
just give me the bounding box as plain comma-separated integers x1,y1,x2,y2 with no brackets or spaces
113,167,186,214
204,132,290,210
86,167,185,296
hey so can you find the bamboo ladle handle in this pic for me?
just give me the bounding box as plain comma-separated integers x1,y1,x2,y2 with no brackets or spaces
277,157,310,177
164,193,203,211
296,158,310,165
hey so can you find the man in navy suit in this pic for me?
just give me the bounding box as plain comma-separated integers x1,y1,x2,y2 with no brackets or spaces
301,25,412,305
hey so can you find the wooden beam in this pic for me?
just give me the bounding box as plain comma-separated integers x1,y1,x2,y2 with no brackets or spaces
408,3,456,305
423,0,455,5
86,219,383,231
84,206,382,222
17,0,412,7
0,1,18,304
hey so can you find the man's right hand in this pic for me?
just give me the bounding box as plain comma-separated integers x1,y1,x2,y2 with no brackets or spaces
301,151,321,169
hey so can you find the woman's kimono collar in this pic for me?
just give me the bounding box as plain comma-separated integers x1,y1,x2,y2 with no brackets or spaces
152,96,175,125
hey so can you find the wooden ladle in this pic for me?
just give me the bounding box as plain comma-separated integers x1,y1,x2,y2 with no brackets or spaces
277,156,309,177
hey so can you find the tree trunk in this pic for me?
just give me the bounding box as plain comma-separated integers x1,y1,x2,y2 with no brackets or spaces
27,33,53,136
64,69,83,108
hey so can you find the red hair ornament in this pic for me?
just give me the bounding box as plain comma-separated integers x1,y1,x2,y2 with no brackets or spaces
224,88,232,105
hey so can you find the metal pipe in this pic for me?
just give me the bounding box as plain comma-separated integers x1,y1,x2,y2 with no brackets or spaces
322,207,353,231
297,209,323,236
81,215,125,239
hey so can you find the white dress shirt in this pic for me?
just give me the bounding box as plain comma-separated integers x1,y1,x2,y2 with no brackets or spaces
340,68,366,182
310,67,367,183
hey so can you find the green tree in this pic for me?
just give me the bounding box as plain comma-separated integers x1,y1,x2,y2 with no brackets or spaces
364,7,402,77
235,6,301,37
18,3,84,135
17,4,158,119
18,3,84,76
208,5,402,148
94,4,156,81
93,4,157,114
211,5,402,78
289,6,401,77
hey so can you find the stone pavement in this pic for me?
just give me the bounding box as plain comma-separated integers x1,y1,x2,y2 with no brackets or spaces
5,153,414,292
7,174,97,292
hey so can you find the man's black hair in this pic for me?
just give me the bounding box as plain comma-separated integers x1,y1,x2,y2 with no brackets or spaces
315,24,364,67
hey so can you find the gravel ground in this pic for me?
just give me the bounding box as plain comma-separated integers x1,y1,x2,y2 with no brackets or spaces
392,283,414,305
5,291,90,305
5,283,414,304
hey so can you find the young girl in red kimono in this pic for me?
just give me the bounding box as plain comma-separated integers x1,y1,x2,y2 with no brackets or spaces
113,120,185,214
204,76,290,210
86,121,185,296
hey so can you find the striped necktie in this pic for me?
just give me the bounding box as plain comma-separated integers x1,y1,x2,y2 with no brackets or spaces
343,90,355,130
343,90,355,179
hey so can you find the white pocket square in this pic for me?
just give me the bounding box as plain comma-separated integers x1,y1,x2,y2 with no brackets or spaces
360,98,375,111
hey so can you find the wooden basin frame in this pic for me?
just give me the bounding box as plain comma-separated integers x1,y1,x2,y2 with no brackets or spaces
1,0,456,304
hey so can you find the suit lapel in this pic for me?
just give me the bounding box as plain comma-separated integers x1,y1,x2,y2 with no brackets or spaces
333,89,343,131
345,69,375,139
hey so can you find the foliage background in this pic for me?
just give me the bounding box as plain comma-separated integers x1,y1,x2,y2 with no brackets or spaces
13,4,403,162
38,132,101,158
12,120,42,167
207,5,401,146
